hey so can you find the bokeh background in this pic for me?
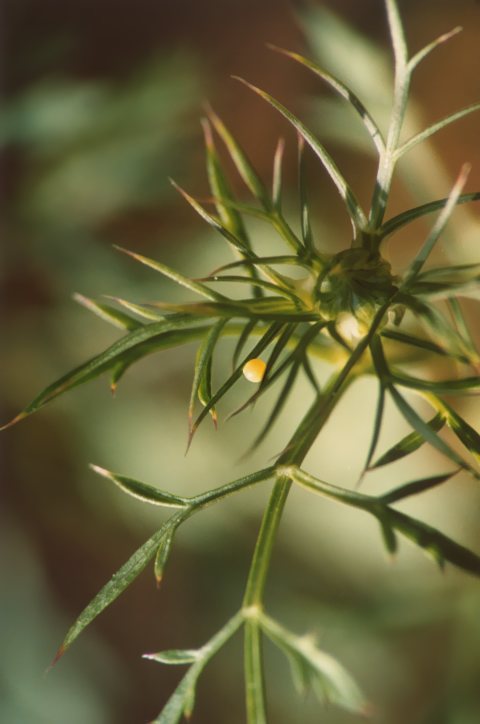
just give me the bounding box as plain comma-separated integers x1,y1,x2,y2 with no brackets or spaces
2,1,480,722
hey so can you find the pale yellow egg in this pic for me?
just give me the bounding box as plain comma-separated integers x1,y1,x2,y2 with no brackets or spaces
242,358,267,383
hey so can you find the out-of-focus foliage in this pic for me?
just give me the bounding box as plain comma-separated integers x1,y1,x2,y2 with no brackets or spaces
2,55,201,231
2,1,480,723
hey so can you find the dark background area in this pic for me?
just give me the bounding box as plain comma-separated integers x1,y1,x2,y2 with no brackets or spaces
2,1,480,722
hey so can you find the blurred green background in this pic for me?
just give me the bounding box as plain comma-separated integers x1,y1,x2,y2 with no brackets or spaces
2,1,480,722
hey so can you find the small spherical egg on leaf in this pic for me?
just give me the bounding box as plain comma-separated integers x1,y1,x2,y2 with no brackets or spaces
242,358,266,383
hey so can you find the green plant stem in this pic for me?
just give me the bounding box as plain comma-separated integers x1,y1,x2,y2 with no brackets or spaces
241,302,392,722
369,0,409,230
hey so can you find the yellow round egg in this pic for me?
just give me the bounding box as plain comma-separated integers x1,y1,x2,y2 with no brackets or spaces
242,358,267,383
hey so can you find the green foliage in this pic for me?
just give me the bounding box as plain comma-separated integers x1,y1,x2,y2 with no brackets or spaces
3,1,480,722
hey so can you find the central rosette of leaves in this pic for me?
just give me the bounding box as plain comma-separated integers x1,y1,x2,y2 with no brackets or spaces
315,248,398,335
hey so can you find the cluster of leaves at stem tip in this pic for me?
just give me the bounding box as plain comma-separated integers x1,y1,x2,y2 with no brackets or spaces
4,1,480,722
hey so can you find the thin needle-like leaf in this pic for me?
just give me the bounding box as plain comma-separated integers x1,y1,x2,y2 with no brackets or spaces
147,612,244,724
90,465,190,508
381,328,470,364
379,192,480,239
53,513,187,663
107,296,166,322
433,397,480,463
73,293,142,331
1,317,210,430
360,380,385,480
380,470,460,505
404,165,470,283
189,319,226,428
298,134,315,254
396,103,480,160
447,298,479,361
272,137,285,210
285,466,480,576
203,274,302,304
114,246,227,302
269,45,385,155
234,77,368,234
202,117,248,241
370,412,445,469
202,118,263,300
232,319,258,370
259,612,367,714
171,179,252,254
388,385,476,474
407,26,462,72
188,322,283,445
207,106,271,208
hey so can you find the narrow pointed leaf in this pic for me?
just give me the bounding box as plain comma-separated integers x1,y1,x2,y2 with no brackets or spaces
408,26,462,72
202,117,248,240
1,317,210,429
55,516,186,660
234,77,367,233
249,357,302,451
440,399,480,462
189,319,226,426
149,298,318,322
90,465,189,508
208,255,307,276
298,134,315,254
393,372,480,395
399,293,475,362
379,520,398,556
248,323,324,448
270,45,385,154
73,293,142,331
202,117,263,300
385,507,480,575
151,665,199,724
288,466,480,576
403,164,470,282
190,322,283,440
260,614,367,714
154,526,177,584
143,650,200,665
448,298,480,355
362,381,386,475
115,246,227,302
371,412,445,469
204,274,302,304
396,103,480,159
388,385,475,472
228,323,316,420
272,137,285,209
380,470,459,505
148,612,243,724
380,192,480,239
171,179,252,254
232,319,258,370
382,328,469,365
207,107,271,207
108,296,166,322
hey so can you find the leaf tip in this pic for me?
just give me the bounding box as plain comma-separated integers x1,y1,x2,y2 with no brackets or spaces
185,428,195,456
201,117,214,149
50,643,67,669
0,411,27,432
89,463,110,479
211,411,218,430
